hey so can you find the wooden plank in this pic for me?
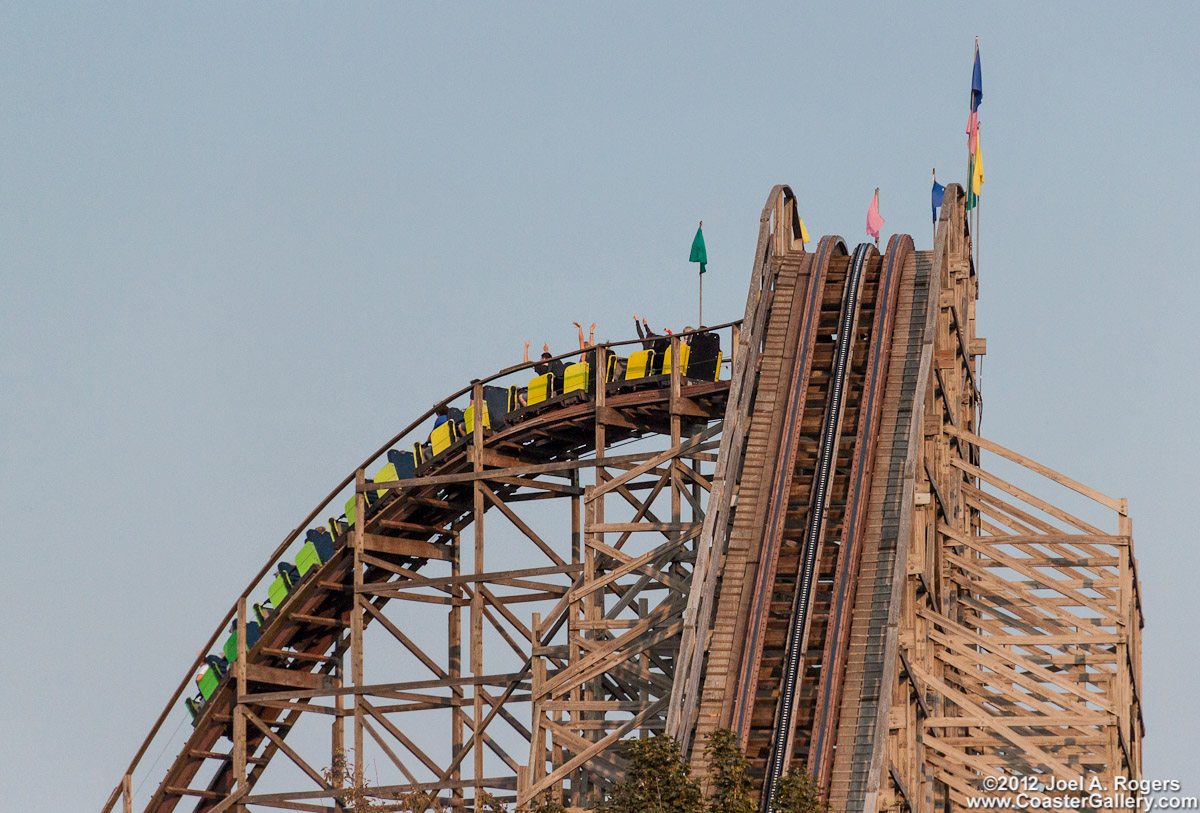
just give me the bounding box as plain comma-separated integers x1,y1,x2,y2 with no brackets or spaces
245,663,336,692
482,487,568,567
358,563,581,594
586,425,720,502
944,425,1123,513
371,446,702,491
950,457,1103,535
240,671,529,704
525,698,668,798
585,522,697,534
244,709,329,788
361,533,452,561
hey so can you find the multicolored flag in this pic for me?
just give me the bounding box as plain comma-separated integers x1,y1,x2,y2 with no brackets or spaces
966,40,984,211
967,39,982,156
689,223,707,274
968,139,984,209
866,189,884,242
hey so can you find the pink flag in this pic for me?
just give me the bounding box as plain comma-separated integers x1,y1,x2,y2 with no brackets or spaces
966,110,978,154
866,190,884,241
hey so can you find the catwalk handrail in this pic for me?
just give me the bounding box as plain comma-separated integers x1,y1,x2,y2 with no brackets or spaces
104,319,740,811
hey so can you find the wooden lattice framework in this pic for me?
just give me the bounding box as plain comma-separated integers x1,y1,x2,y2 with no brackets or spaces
873,191,1144,812
102,186,1143,813
102,320,743,812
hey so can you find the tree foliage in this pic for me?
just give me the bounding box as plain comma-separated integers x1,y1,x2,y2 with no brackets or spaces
771,769,828,813
702,729,755,813
323,750,386,811
320,731,828,813
596,735,702,813
517,790,568,813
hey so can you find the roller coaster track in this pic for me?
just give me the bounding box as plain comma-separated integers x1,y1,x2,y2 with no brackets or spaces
757,239,873,809
105,184,1144,813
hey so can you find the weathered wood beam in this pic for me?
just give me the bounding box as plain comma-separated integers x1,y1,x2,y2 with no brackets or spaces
244,708,329,788
945,425,1123,513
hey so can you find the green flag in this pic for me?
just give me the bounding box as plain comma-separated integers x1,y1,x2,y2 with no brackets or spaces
689,223,707,274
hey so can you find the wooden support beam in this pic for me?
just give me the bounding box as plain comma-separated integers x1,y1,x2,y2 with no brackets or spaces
586,425,720,502
375,520,450,537
369,447,692,492
482,486,568,566
244,709,330,788
361,533,453,560
596,406,639,430
360,699,445,778
357,563,581,595
944,425,1124,513
245,663,337,692
524,698,667,799
241,671,531,705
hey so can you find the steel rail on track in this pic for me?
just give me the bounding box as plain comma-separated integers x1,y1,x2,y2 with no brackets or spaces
727,235,841,743
805,233,909,787
760,243,873,812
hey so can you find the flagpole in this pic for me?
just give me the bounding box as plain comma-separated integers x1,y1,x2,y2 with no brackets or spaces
932,168,937,247
967,39,975,211
975,39,981,276
967,150,975,257
975,127,981,273
698,220,703,325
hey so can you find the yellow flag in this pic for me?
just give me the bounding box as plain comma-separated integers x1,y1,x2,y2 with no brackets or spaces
799,217,811,245
971,141,985,196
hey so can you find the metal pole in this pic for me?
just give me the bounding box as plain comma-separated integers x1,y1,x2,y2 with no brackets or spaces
976,127,981,276
352,468,366,791
698,220,704,325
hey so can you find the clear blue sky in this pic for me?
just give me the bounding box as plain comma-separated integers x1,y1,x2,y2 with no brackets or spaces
3,3,1197,808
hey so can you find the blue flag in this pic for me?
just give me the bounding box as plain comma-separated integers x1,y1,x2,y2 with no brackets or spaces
971,44,983,112
931,180,946,223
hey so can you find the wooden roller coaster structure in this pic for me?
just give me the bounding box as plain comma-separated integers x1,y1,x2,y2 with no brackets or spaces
104,184,1143,813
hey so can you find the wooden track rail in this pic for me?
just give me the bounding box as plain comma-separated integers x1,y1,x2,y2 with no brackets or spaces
105,185,1142,813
